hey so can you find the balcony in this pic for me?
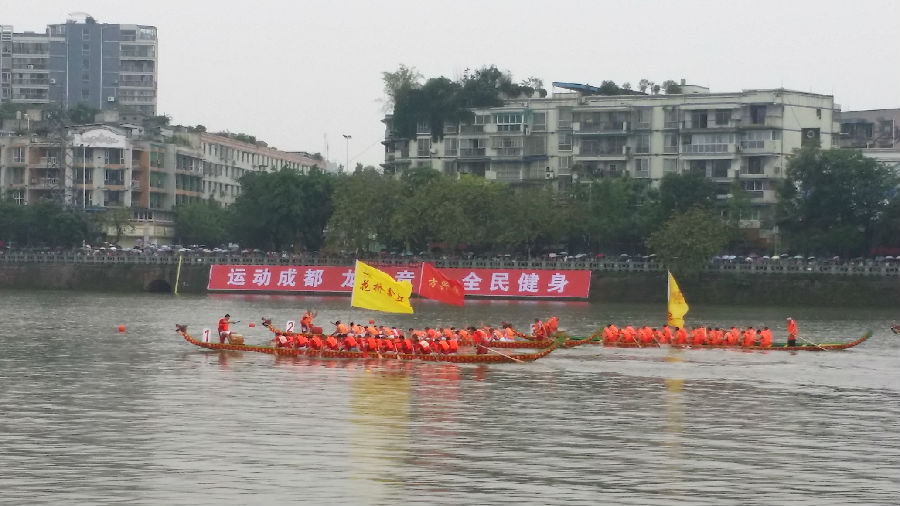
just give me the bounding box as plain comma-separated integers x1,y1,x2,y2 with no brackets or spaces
37,156,59,167
29,177,59,189
574,121,629,135
681,144,736,156
739,139,781,154
458,148,487,158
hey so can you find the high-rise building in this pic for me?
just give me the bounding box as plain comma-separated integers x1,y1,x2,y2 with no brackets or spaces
0,14,157,115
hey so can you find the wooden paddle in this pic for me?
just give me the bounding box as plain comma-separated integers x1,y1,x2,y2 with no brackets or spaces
797,334,830,351
484,346,525,363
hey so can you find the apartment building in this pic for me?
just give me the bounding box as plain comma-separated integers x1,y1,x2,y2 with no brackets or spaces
0,124,325,246
838,108,899,173
0,14,158,115
383,85,838,229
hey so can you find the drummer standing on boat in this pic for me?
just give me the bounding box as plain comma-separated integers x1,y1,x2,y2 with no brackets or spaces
218,314,231,344
787,317,798,347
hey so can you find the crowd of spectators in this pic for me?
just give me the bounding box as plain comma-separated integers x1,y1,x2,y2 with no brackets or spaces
2,241,898,268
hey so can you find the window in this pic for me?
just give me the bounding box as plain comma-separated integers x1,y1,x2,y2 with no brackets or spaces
495,112,522,132
741,130,773,149
635,134,650,154
664,134,678,153
558,108,572,129
741,180,767,192
460,138,487,157
715,109,731,125
531,112,546,131
664,108,679,128
491,136,523,156
691,111,708,128
12,146,25,163
711,159,730,178
750,105,767,125
105,169,124,185
82,28,90,41
474,114,491,125
12,190,25,205
746,157,764,174
635,108,651,129
81,88,90,99
416,138,432,157
559,156,572,170
558,131,572,151
416,121,431,135
663,158,678,174
683,133,732,153
444,138,458,156
634,158,650,178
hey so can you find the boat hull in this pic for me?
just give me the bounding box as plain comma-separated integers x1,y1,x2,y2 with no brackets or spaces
177,327,558,363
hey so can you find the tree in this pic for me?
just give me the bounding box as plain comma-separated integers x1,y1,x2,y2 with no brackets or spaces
175,199,228,246
646,207,727,277
722,180,753,252
325,169,401,253
67,103,99,125
230,168,334,252
776,147,899,256
94,207,134,244
657,172,717,217
382,64,423,112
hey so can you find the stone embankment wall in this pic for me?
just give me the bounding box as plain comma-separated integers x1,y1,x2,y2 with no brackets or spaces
0,262,897,307
590,271,899,307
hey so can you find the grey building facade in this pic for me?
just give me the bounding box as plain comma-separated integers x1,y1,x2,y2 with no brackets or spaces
1,15,157,115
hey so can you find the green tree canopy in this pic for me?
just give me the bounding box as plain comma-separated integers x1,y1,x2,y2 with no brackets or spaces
776,147,899,256
230,168,334,251
174,199,229,246
658,172,718,217
646,207,727,277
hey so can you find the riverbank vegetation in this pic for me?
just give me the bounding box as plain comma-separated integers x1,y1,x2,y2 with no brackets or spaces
1,147,897,276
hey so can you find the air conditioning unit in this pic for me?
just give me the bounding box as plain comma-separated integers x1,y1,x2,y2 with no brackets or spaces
622,122,629,131
49,78,56,84
107,96,115,102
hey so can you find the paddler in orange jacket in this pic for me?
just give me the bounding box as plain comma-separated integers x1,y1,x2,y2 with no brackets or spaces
546,316,559,335
787,317,798,347
532,319,546,339
603,324,619,344
300,310,317,333
659,325,672,344
334,321,349,337
673,327,688,345
759,326,773,347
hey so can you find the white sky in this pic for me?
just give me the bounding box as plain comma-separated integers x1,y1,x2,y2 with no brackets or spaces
10,0,900,167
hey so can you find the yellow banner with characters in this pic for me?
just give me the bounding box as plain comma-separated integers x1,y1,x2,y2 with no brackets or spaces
350,260,414,314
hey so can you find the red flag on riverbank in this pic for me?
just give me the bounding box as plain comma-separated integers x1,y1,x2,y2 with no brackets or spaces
418,262,465,306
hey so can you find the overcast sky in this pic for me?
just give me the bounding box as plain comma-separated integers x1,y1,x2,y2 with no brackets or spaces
12,0,900,167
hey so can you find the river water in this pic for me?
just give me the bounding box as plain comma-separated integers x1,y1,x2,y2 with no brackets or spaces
1,290,898,506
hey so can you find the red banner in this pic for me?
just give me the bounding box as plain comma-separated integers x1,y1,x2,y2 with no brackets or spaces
418,262,465,306
207,264,591,298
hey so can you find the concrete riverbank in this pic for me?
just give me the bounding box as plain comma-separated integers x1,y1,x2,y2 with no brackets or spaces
0,255,896,307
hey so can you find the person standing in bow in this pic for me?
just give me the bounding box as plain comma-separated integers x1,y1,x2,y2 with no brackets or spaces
787,317,798,347
217,314,232,344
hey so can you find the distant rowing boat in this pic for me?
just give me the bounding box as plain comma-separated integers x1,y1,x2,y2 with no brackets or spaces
580,331,872,351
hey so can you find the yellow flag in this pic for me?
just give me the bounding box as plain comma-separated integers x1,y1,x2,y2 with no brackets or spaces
350,260,414,314
667,271,689,328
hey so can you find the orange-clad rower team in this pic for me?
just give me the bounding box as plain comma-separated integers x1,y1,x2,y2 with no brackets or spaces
600,319,798,347
273,316,534,355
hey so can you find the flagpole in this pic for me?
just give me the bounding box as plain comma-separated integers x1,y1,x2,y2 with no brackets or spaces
418,262,425,295
350,260,358,308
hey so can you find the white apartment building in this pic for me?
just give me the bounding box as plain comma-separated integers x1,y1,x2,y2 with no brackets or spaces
0,125,325,246
383,86,839,229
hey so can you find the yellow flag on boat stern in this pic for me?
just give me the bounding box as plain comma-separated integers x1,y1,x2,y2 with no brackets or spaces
667,271,689,329
350,260,414,314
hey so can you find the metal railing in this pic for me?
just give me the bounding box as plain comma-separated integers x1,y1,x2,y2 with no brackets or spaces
0,253,897,276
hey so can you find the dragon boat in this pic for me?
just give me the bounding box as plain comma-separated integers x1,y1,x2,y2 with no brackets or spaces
176,324,559,364
261,319,595,349
584,331,872,351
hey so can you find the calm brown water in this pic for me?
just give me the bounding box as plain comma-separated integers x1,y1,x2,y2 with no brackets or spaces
1,290,898,505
